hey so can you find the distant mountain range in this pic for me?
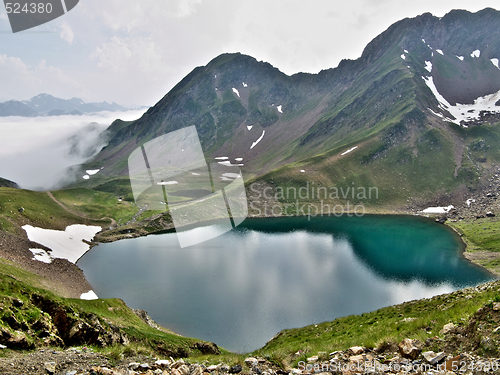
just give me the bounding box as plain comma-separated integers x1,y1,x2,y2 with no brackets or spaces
0,93,131,117
77,8,500,208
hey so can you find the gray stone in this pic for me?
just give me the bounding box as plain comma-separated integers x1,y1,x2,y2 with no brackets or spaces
191,366,203,375
229,364,242,373
155,359,171,367
178,364,190,375
44,362,56,374
440,323,456,335
128,362,140,370
349,346,364,355
245,357,259,367
398,338,421,360
422,351,446,365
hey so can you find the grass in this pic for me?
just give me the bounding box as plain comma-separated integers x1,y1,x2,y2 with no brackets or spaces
448,218,500,275
51,188,138,225
251,282,500,367
0,258,218,357
0,188,84,232
0,187,139,236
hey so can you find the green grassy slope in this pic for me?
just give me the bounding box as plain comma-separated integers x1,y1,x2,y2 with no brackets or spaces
0,259,221,357
252,281,500,367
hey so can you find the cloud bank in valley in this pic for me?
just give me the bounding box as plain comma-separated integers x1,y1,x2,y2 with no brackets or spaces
0,110,145,190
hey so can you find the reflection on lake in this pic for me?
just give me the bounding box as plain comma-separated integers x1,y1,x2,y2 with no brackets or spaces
78,215,494,353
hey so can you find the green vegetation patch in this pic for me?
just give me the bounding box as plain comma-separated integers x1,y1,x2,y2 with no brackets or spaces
51,188,138,225
253,282,500,367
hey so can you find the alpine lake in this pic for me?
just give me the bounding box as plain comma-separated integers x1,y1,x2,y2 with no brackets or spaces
77,215,495,353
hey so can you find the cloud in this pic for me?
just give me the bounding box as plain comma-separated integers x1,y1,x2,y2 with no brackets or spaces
0,110,145,190
91,36,163,74
60,21,75,44
0,54,84,101
174,0,203,18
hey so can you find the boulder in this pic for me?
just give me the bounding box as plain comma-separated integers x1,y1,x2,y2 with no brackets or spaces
155,359,171,368
44,362,56,374
244,357,258,368
398,338,421,360
128,362,140,370
349,346,364,355
193,342,220,355
177,364,190,375
440,323,456,335
422,351,446,365
229,364,242,373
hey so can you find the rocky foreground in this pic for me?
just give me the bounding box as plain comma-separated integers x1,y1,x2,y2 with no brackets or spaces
1,299,500,375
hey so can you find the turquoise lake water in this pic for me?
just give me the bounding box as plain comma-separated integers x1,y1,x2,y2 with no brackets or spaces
77,215,494,353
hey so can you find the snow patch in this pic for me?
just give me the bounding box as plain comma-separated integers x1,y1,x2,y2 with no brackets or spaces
428,108,444,119
421,205,454,214
422,39,426,43
250,130,265,150
191,172,200,176
341,146,358,156
232,88,240,97
404,49,409,53
491,58,500,69
456,55,464,61
221,173,241,180
22,224,102,264
471,49,481,58
422,75,500,126
436,49,444,55
234,158,243,161
424,61,432,73
218,161,244,167
82,175,90,180
277,105,283,113
86,169,100,176
401,54,406,60
247,125,253,131
466,198,476,207
300,170,305,173
29,249,52,263
215,157,229,160
80,290,98,300
242,82,248,87
157,181,178,185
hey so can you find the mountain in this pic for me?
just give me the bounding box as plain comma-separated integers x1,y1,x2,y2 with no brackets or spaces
0,100,37,117
22,93,129,115
83,8,500,209
0,94,129,116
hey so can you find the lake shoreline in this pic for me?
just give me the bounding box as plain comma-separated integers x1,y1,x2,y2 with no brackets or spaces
93,206,500,278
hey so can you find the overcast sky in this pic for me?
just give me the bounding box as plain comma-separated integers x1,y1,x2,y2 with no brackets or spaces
1,0,499,107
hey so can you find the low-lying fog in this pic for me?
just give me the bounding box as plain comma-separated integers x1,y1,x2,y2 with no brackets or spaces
0,110,145,190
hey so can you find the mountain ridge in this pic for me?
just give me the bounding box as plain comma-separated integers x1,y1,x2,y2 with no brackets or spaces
78,8,500,211
0,93,131,117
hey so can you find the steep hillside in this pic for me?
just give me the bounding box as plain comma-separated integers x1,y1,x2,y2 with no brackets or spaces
75,9,500,211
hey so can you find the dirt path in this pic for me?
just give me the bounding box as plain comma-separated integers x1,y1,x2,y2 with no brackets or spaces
46,191,117,228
